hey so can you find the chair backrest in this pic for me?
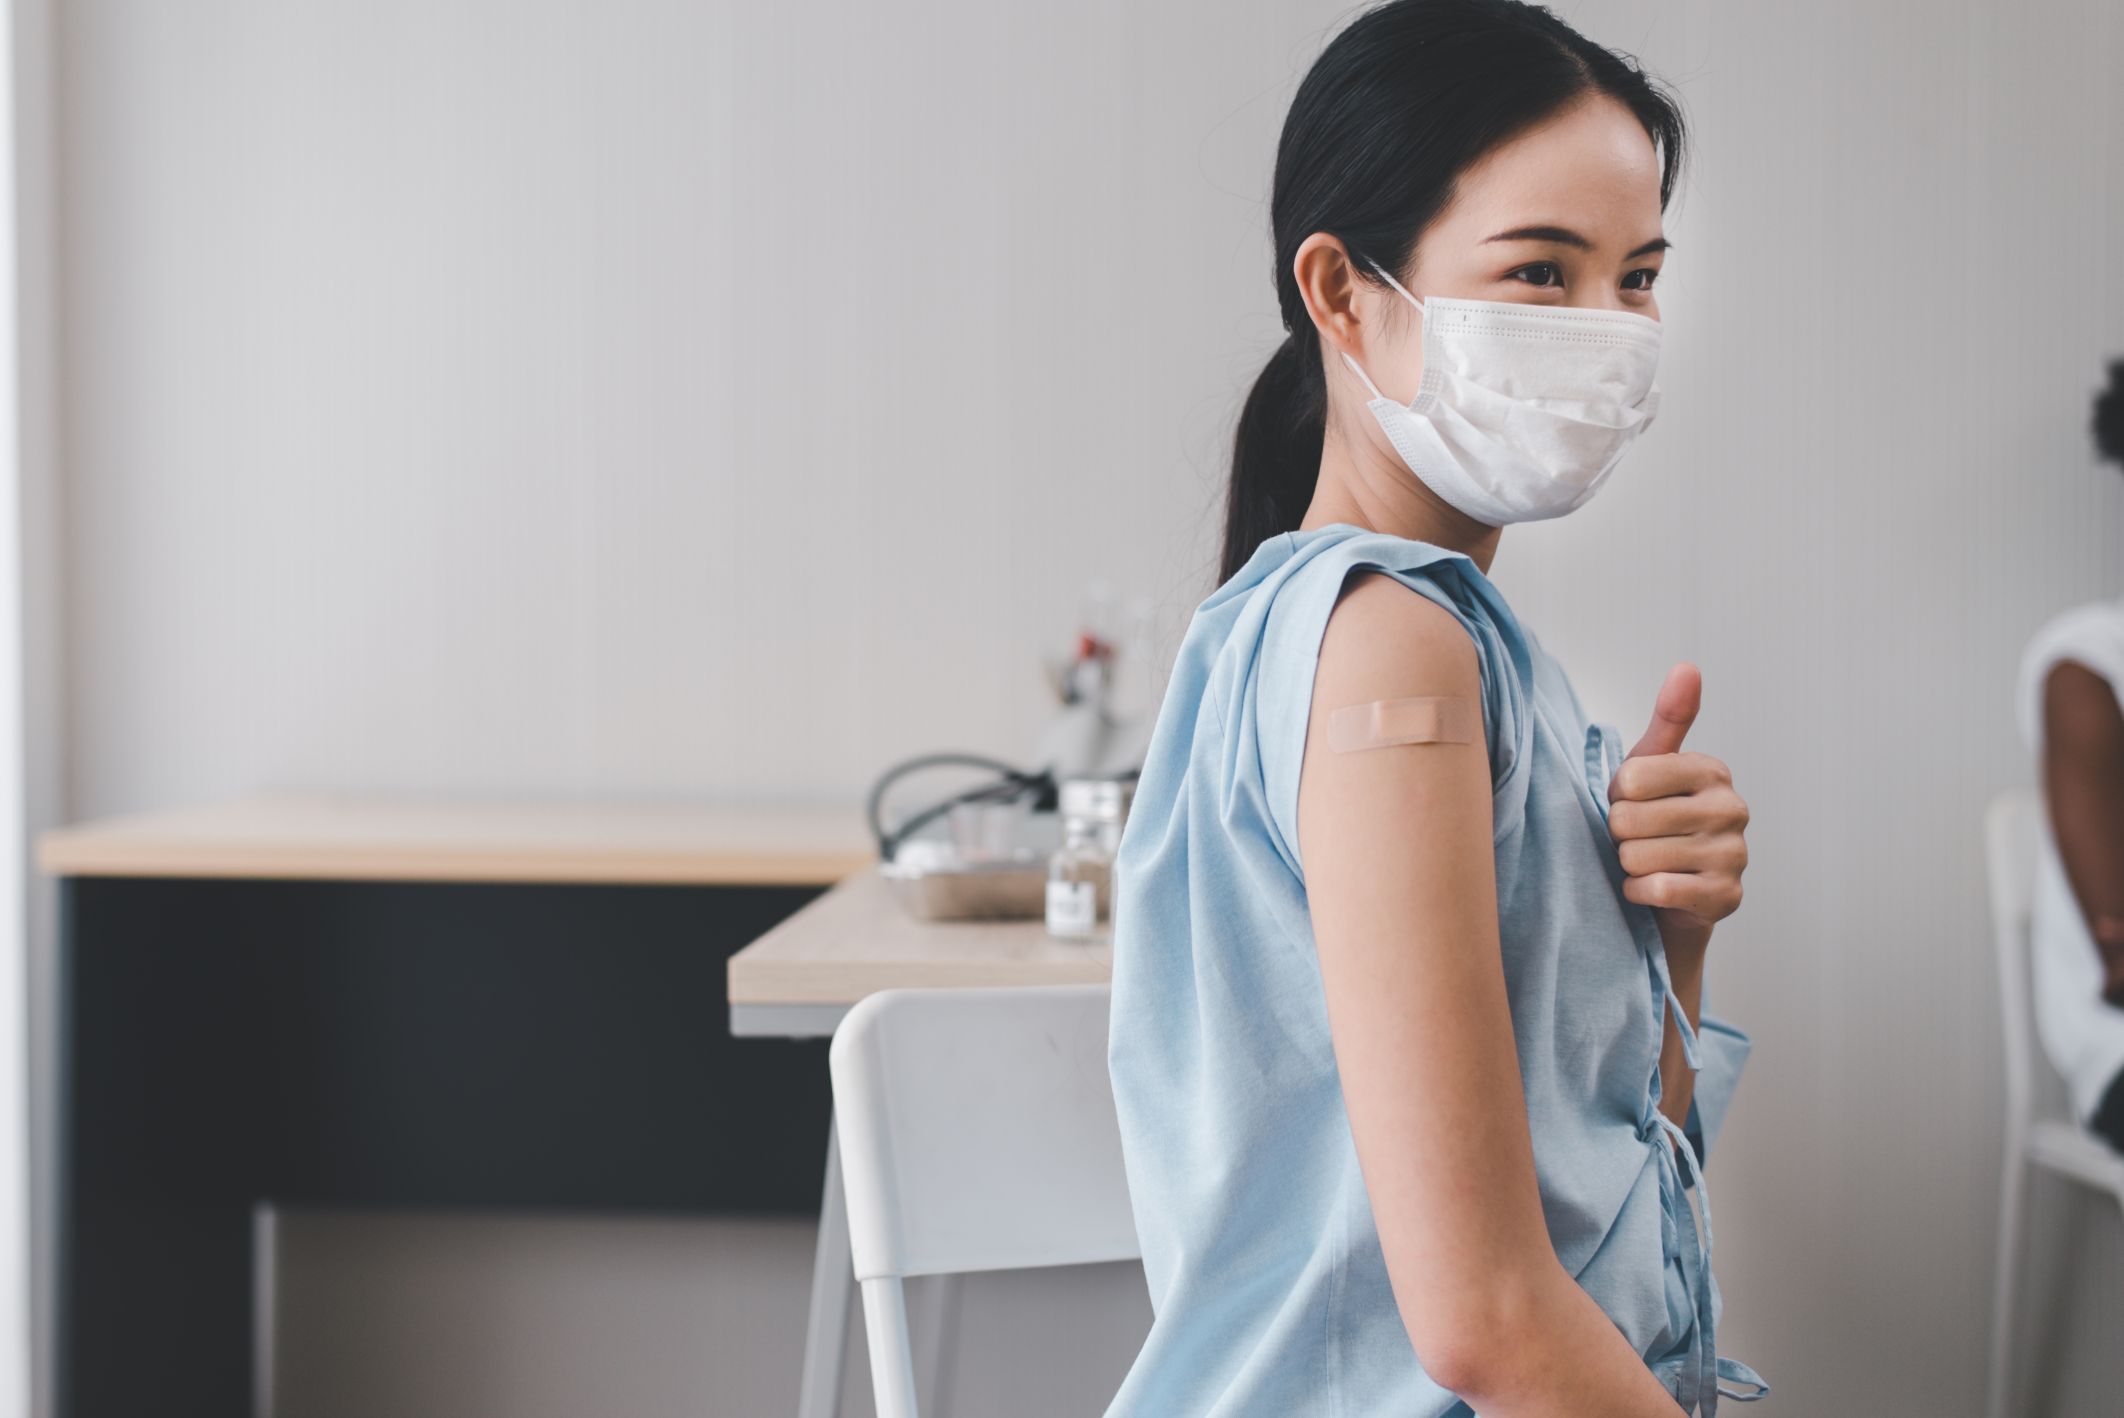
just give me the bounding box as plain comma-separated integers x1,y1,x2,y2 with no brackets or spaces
828,983,1141,1283
1987,788,2051,1135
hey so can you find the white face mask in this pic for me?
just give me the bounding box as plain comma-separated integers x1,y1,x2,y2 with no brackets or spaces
1339,260,1663,526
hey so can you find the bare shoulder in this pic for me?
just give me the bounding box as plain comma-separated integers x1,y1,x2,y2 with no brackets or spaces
1296,569,1493,874
1314,570,1480,706
2044,658,2124,754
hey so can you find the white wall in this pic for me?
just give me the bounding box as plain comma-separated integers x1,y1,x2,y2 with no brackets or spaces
49,0,2124,1415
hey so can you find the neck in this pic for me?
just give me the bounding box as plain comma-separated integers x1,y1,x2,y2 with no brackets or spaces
1297,417,1502,576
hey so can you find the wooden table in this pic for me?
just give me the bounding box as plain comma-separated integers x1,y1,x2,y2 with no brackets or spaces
726,865,1112,1036
725,868,1113,1417
40,792,875,1418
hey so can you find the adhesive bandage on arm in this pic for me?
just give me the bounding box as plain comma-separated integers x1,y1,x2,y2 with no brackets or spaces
1324,695,1480,754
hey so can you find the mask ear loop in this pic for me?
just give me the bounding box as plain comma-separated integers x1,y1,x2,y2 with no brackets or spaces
1340,253,1429,403
1340,350,1385,400
1365,258,1428,319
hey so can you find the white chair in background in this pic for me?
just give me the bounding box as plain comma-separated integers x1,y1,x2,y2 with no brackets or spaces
1986,788,2124,1418
827,983,1142,1418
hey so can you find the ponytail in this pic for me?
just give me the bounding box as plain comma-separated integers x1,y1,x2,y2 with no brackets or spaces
1221,327,1328,583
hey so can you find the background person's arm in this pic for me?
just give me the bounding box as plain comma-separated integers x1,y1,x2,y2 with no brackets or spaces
1298,572,1684,1417
2041,659,2124,1004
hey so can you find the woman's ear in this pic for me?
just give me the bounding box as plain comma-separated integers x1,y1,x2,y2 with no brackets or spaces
1293,233,1370,365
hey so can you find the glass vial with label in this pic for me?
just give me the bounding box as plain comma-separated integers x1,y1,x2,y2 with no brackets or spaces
1046,777,1130,941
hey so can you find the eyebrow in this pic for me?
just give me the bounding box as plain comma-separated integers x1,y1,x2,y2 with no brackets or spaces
1483,225,1671,259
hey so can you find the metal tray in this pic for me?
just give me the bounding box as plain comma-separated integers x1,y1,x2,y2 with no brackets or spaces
880,848,1049,921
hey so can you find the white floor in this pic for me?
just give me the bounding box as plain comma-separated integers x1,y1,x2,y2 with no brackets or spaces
269,1189,2124,1418
2006,1174,2124,1418
270,1210,1153,1418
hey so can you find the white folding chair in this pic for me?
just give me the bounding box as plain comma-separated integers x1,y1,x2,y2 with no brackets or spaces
1986,788,2124,1418
827,983,1142,1418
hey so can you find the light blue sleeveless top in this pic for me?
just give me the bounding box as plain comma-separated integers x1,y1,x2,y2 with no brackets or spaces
1104,524,1769,1416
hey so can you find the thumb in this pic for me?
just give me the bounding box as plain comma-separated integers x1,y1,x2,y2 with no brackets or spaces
1626,662,1701,759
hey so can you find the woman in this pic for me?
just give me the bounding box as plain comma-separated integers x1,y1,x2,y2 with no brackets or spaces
1103,3,1769,1414
2016,356,2124,1151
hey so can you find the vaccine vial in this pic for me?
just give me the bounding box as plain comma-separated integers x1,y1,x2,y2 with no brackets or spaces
1046,777,1130,941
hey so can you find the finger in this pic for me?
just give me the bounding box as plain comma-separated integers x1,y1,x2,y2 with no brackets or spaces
1625,662,1701,760
1607,785,1748,840
1609,750,1733,803
1621,870,1743,918
1616,832,1747,879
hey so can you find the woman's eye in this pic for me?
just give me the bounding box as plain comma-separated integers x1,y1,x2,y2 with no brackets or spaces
1510,262,1563,287
1624,267,1660,291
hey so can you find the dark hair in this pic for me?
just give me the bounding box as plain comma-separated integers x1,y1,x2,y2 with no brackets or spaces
2097,357,2124,468
1220,0,1690,583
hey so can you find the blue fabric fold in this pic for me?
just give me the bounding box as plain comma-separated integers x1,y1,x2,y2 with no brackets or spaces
1687,1008,1753,1169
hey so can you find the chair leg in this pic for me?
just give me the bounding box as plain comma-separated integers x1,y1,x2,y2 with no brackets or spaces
797,1117,853,1418
917,1274,962,1418
861,1277,922,1418
1988,1143,2029,1418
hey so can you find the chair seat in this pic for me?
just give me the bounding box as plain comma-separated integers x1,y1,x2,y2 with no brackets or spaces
2026,1119,2124,1195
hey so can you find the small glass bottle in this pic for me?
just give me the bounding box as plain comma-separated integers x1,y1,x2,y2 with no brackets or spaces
1046,778,1130,941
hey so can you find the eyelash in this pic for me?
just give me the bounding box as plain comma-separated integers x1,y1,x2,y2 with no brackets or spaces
1509,261,1660,291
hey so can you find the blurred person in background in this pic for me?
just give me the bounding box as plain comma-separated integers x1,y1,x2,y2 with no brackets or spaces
2018,356,2124,1152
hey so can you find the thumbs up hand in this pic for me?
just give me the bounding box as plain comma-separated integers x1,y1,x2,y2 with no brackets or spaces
1607,663,1750,946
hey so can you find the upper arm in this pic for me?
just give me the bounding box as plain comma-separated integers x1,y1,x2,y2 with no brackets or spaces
1296,572,1558,1366
2044,659,2124,769
2041,659,2124,989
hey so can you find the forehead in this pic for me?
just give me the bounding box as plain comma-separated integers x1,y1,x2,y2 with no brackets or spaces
1431,96,1664,243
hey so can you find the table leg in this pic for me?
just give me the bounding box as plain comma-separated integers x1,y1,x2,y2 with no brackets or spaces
796,1113,852,1418
59,877,261,1418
